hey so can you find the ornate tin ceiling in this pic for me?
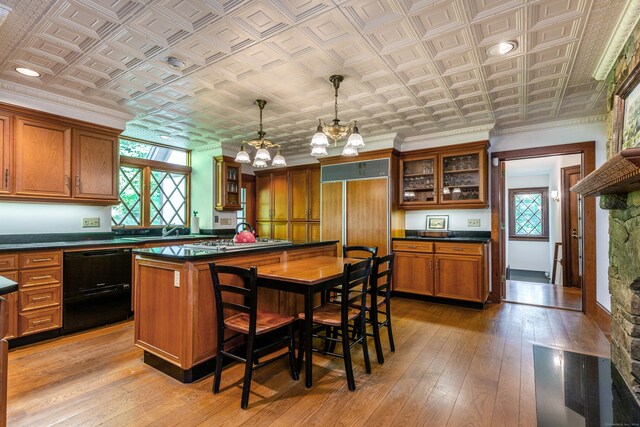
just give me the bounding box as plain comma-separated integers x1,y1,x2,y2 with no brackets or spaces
0,0,624,154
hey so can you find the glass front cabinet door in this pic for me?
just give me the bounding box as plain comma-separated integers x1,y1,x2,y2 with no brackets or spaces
399,141,488,209
214,156,242,211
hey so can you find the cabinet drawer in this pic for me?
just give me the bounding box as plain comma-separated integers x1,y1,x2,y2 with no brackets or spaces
19,268,62,288
392,241,433,253
19,285,61,312
19,251,62,269
0,254,18,272
19,307,61,336
435,243,483,256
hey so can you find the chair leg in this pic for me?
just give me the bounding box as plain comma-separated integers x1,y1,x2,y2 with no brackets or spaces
287,324,299,381
370,307,384,364
341,320,356,391
386,301,395,352
213,334,224,394
328,326,339,353
360,316,371,374
297,322,305,372
322,326,331,353
240,336,255,410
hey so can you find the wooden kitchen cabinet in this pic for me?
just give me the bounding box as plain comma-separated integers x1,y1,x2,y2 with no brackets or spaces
400,140,489,209
0,103,121,205
289,165,320,242
256,170,289,240
214,156,242,211
72,129,119,201
0,115,10,195
392,239,490,304
14,117,72,198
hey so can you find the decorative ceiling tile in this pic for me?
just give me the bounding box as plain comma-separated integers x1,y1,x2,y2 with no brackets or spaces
0,0,623,152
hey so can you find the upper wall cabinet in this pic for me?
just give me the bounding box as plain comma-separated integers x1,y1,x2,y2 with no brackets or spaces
214,156,242,211
15,118,72,198
399,140,489,210
0,104,121,205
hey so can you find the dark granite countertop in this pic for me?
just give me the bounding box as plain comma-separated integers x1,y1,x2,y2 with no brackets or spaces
0,234,224,253
0,275,18,295
133,241,339,261
394,236,491,243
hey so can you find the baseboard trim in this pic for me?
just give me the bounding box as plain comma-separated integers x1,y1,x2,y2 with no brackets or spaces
593,302,612,341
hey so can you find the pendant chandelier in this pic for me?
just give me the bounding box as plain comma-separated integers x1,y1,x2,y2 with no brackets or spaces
235,99,286,168
310,75,364,157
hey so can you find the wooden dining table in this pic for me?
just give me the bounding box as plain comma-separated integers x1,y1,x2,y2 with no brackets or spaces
257,255,359,388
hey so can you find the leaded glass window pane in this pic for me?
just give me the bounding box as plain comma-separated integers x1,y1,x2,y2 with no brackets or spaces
514,192,543,236
112,166,142,226
150,171,187,226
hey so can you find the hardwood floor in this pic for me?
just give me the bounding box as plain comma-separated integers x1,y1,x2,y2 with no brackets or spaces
7,298,610,426
505,280,582,311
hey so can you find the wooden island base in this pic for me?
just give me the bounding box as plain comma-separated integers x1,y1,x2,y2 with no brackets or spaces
133,242,338,381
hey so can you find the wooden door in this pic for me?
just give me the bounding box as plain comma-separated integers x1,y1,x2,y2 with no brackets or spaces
321,182,343,247
346,178,389,256
309,168,321,221
434,254,483,301
242,174,256,230
272,172,289,221
272,222,289,240
394,252,433,295
290,169,309,221
309,222,320,242
256,174,272,221
15,118,72,198
562,165,582,288
73,129,118,200
0,115,10,195
290,222,308,243
256,221,272,239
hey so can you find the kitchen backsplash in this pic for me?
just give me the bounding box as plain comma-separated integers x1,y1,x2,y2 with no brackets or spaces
0,202,112,234
404,209,492,231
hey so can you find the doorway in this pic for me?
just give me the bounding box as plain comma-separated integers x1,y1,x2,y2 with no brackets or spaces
490,142,597,314
502,155,583,311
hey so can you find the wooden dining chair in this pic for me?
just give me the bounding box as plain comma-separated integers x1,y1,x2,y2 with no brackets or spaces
342,245,378,259
209,263,298,409
366,254,396,364
298,258,372,391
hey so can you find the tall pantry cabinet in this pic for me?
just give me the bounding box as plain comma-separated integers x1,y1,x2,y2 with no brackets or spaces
319,149,405,256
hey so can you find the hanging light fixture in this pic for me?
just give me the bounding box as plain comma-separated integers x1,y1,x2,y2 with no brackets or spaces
310,75,364,157
234,99,286,167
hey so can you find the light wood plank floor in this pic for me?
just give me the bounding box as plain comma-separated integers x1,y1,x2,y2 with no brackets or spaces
7,298,610,427
505,280,583,311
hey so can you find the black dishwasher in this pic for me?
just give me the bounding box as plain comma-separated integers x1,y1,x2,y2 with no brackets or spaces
62,248,132,335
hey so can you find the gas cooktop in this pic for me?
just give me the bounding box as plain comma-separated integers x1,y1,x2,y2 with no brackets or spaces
182,238,292,252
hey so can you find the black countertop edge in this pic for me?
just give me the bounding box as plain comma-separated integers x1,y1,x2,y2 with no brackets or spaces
0,235,226,253
393,236,491,243
133,241,340,261
404,229,491,239
0,275,18,296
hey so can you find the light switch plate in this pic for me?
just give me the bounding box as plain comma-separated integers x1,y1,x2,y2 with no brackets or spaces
174,271,180,287
220,218,232,226
82,217,100,227
467,218,481,227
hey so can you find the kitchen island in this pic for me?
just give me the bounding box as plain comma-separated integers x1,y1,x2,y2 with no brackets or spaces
132,240,339,382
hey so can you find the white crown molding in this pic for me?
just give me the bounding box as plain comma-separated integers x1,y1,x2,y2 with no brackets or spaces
401,124,495,152
593,0,640,80
194,142,223,152
494,114,607,135
0,80,132,130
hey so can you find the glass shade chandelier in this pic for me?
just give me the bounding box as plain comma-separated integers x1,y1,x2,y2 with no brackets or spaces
310,75,364,157
235,99,286,168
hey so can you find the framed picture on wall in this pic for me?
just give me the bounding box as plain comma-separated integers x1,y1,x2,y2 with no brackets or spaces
426,215,449,231
612,60,640,155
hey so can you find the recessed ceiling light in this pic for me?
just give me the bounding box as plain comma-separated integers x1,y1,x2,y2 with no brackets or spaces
159,135,171,139
487,41,518,57
15,67,41,77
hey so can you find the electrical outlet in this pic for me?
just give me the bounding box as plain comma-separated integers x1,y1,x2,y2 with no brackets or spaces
82,217,100,228
467,218,481,227
220,218,232,226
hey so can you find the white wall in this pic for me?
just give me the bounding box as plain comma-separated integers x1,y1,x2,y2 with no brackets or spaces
492,121,610,311
404,208,491,231
0,202,111,234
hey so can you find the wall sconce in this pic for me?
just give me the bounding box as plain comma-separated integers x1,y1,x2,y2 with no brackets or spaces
551,190,560,202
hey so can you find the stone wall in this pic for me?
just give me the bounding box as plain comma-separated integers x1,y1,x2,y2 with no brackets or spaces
607,18,640,400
